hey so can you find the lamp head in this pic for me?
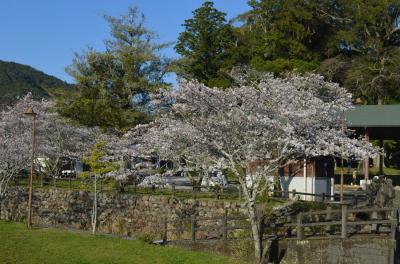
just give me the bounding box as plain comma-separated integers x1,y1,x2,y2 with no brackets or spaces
24,107,37,116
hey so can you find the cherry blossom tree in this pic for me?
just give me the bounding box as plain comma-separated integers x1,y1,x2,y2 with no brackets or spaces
0,94,97,202
0,115,30,211
141,72,378,260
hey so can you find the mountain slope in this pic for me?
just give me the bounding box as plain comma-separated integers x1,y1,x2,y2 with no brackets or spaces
0,60,73,106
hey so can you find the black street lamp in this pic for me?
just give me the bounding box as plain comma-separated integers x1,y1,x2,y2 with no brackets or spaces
24,107,37,229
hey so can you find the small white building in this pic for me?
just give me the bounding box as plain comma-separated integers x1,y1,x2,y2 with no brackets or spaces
250,157,335,201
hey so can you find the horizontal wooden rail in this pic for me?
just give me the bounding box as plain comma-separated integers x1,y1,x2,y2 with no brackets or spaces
161,208,251,243
162,206,398,244
294,205,398,240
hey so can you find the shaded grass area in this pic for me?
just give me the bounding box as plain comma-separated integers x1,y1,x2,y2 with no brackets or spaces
335,166,400,176
12,178,241,201
0,221,246,264
335,167,400,185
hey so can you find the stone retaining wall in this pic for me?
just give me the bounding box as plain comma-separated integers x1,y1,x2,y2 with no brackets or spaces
277,236,396,264
1,188,398,263
0,188,247,240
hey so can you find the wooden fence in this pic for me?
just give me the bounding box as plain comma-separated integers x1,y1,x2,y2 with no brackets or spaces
160,208,250,243
284,206,398,240
289,189,367,205
160,206,399,244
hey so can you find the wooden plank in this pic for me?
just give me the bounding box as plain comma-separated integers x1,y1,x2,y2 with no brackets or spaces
286,220,393,228
227,216,248,221
326,207,332,234
194,226,220,232
301,221,342,227
304,210,342,216
346,220,393,225
347,207,396,213
162,218,168,243
167,216,226,222
191,216,196,242
297,213,303,239
226,225,252,230
222,208,228,241
341,205,347,239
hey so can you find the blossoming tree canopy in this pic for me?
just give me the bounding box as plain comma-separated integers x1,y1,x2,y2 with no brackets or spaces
142,72,378,259
0,94,98,186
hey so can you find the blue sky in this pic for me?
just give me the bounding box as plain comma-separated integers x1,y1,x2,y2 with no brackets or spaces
0,1,250,83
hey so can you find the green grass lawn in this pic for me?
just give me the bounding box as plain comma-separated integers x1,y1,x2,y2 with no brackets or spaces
334,166,400,185
335,166,400,176
12,178,242,202
0,221,246,264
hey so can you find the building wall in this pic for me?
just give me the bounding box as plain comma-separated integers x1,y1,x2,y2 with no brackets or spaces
268,176,334,201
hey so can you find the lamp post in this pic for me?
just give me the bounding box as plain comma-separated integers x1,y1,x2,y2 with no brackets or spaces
25,107,37,229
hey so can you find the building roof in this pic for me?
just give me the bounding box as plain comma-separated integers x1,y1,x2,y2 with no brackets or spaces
345,105,400,128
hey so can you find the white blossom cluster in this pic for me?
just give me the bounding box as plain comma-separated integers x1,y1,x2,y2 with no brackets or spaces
0,94,97,198
141,73,378,205
137,174,167,188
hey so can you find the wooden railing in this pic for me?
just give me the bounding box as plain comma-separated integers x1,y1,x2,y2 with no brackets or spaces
285,206,398,240
289,189,367,205
160,208,250,243
160,206,398,244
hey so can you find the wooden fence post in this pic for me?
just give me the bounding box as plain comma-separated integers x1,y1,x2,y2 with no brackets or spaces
192,182,197,199
292,189,297,200
191,215,196,242
222,208,228,241
286,215,293,237
172,182,176,197
341,205,347,239
353,195,358,206
321,192,325,203
162,217,168,243
297,212,303,239
390,219,397,240
326,206,332,235
178,218,183,240
390,219,397,264
371,210,378,233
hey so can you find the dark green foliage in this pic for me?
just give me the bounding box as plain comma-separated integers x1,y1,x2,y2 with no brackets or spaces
343,48,400,104
0,60,72,106
175,1,236,88
58,7,171,131
318,0,400,104
246,0,341,61
175,0,400,103
233,0,343,74
235,0,400,103
80,141,119,178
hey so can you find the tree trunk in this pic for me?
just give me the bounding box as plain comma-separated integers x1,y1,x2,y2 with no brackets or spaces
247,202,262,260
92,174,97,235
233,166,265,262
0,196,3,218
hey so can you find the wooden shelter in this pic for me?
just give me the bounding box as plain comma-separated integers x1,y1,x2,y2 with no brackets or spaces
345,105,400,179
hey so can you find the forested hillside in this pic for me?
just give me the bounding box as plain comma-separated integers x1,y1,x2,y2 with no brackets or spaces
0,60,72,106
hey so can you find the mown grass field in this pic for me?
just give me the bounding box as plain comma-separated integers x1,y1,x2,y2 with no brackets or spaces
0,221,246,264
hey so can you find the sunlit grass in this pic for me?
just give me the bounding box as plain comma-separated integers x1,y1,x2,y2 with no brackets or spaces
0,221,246,264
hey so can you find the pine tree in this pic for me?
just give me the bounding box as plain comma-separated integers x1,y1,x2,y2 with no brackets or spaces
58,7,171,130
175,1,235,88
